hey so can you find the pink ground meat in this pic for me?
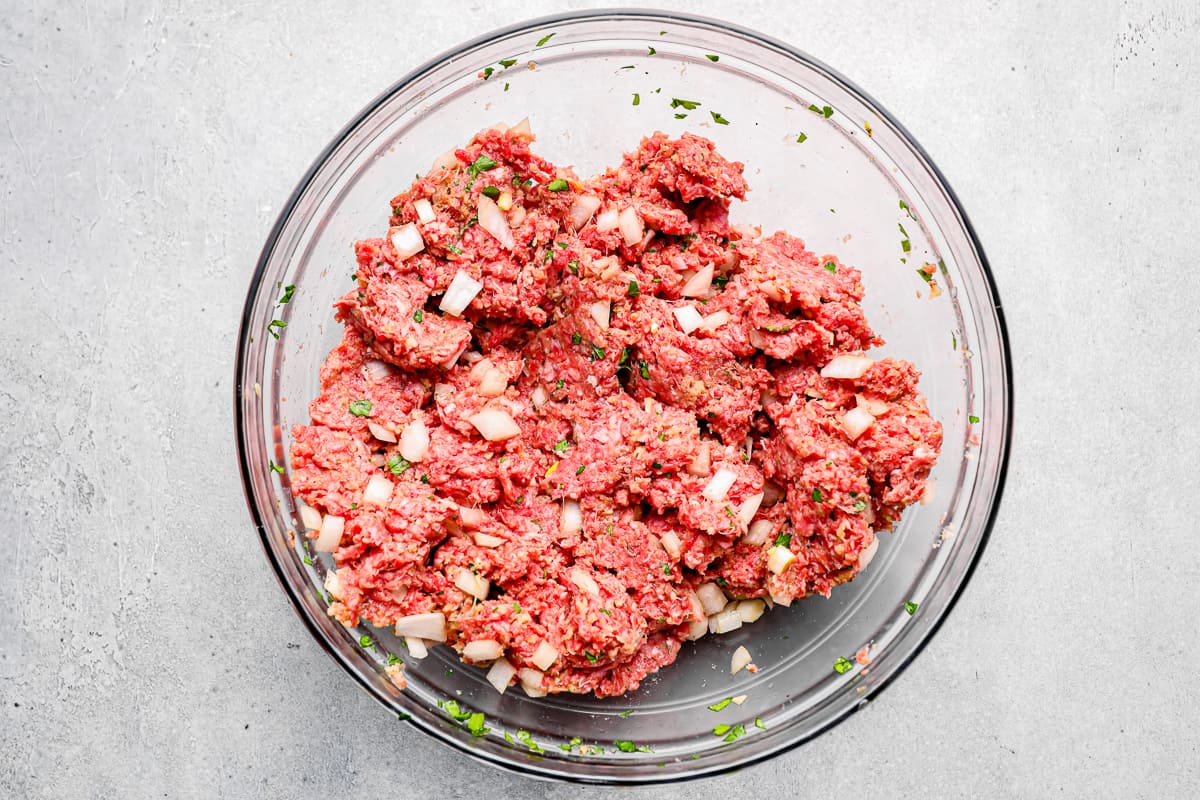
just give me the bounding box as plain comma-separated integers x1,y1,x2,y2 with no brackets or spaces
290,124,942,698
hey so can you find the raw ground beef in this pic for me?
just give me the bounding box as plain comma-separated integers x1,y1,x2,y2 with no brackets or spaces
290,122,942,698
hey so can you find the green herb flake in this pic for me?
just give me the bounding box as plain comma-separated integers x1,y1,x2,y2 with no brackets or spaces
267,319,286,339
413,309,424,323
466,712,488,737
852,498,869,514
674,113,688,119
553,440,570,456
722,724,746,742
670,97,701,110
576,465,587,475
712,724,732,736
618,709,634,718
536,33,555,47
900,199,917,220
705,53,720,62
467,155,498,177
278,284,296,304
302,555,313,565
651,461,662,470
707,697,733,712
387,652,402,665
754,717,766,730
590,345,606,361
627,280,641,297
571,332,583,345
420,474,429,484
555,378,565,391
774,531,791,548
614,740,637,752
584,651,599,663
268,460,283,475
567,259,579,275
833,657,854,674
387,454,412,476
952,333,958,350
811,487,824,503
904,601,919,615
503,82,509,91
638,361,650,379
796,132,808,143
901,238,912,253
823,261,837,274
710,111,730,125
359,634,375,649
499,58,517,68
547,178,569,192
348,399,372,417
969,414,980,424
632,92,640,106
481,185,500,199
647,46,656,55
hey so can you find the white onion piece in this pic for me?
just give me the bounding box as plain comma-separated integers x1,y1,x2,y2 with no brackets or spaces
399,418,430,462
658,530,682,559
473,532,505,548
842,406,876,441
324,569,343,599
709,606,743,635
618,206,644,246
366,420,397,443
744,519,773,546
857,393,890,416
769,592,793,607
569,567,600,597
455,567,490,600
394,612,447,642
509,116,531,135
486,657,516,694
468,357,493,379
731,694,748,705
569,194,602,231
699,310,731,331
390,585,409,603
362,474,394,507
531,385,548,409
820,355,875,379
681,263,714,298
413,198,435,224
389,223,425,261
314,515,344,552
530,640,559,671
703,468,737,502
595,207,619,232
478,368,508,398
522,684,547,698
858,536,880,570
560,500,583,536
404,636,429,659
369,453,386,468
731,645,752,674
767,545,796,574
462,639,503,662
685,618,709,641
519,668,545,694
738,599,766,624
440,343,468,370
673,305,704,334
298,504,323,532
439,270,484,316
431,148,459,172
364,359,396,381
738,492,764,526
588,300,611,331
687,444,711,477
696,582,728,616
921,478,937,506
468,409,521,441
477,194,515,250
686,590,706,621
457,505,485,529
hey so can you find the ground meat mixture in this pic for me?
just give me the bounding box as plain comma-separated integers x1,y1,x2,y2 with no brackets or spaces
291,122,941,698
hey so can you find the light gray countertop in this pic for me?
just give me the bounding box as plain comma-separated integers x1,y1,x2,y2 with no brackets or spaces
2,1,1197,797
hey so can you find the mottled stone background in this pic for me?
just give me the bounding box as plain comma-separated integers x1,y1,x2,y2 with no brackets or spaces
2,1,1196,796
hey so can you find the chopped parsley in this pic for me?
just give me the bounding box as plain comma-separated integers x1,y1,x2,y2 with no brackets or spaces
590,345,606,361
796,132,808,143
900,199,916,219
413,309,424,323
267,319,286,339
674,113,688,119
553,440,570,456
348,399,372,417
852,498,869,514
387,652,402,665
707,697,733,712
499,58,517,68
481,185,500,199
441,699,471,720
627,280,641,297
705,54,720,62
547,178,569,192
762,324,792,333
618,709,634,718
952,333,958,350
584,651,599,663
511,602,522,613
302,555,313,565
617,347,631,367
536,33,555,47
632,92,640,106
670,97,701,110
833,657,854,674
662,563,670,575
576,465,587,475
905,601,919,615
811,488,824,503
571,332,582,345
614,740,637,752
722,724,746,742
466,712,488,737
480,66,494,80
467,155,498,177
808,103,834,118
387,454,412,476
555,378,565,391
754,717,766,730
712,724,732,736
567,259,579,275
638,360,650,379
774,531,791,548
712,274,731,289
278,284,296,304
824,261,837,273
647,46,656,55
268,460,283,475
710,111,730,125
359,634,375,649
969,414,980,424
651,461,662,469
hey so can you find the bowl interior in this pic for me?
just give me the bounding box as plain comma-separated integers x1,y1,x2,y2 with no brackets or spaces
237,10,1009,783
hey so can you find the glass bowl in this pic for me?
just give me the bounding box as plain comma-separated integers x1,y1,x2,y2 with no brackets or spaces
235,8,1011,784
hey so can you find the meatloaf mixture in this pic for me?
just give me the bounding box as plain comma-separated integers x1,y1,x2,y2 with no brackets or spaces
290,121,942,698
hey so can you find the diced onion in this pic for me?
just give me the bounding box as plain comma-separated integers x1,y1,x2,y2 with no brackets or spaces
731,694,748,705
404,637,429,659
531,641,559,671
462,639,503,662
685,618,708,641
457,506,485,529
560,499,582,535
858,536,880,570
324,569,343,599
569,567,600,597
595,207,619,232
569,194,602,231
390,585,409,603
477,193,515,249
744,519,773,546
468,356,492,378
364,359,396,381
389,223,425,261
519,668,545,695
921,478,937,506
681,263,714,298
820,355,875,380
497,191,513,211
857,393,890,416
413,198,435,224
699,310,731,331
703,468,737,502
588,300,611,331
731,645,752,674
478,367,508,398
673,305,704,334
369,453,386,467
842,406,876,441
468,408,521,441
473,532,505,548
618,206,644,246
767,545,796,574
531,385,548,409
738,492,764,526
314,515,344,552
399,418,430,462
439,270,484,316
696,582,728,615
769,592,793,607
362,474,394,507
431,148,459,172
709,606,743,635
687,444,711,477
394,612,447,642
738,599,766,624
686,590,706,621
509,116,531,135
486,657,516,694
455,567,490,600
298,504,322,532
367,420,397,443
658,530,682,559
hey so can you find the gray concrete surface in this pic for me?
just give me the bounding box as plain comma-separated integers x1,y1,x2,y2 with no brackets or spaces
2,1,1197,797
